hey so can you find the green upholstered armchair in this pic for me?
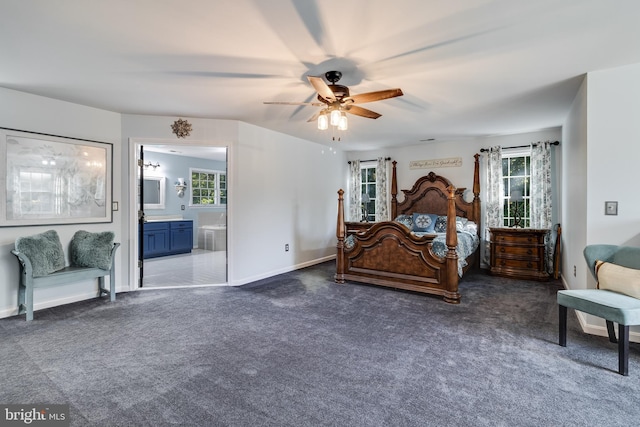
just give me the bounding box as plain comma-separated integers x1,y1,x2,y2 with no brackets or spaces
557,244,640,376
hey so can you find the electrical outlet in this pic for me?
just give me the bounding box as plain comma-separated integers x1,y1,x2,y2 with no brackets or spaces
285,244,289,252
574,265,576,277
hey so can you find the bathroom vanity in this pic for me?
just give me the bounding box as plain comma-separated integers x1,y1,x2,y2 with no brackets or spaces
142,218,193,258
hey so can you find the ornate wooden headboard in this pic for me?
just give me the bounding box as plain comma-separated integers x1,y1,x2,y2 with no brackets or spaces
390,154,481,225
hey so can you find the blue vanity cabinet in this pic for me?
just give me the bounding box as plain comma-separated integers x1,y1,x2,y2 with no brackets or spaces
170,221,193,254
142,222,170,258
142,220,193,258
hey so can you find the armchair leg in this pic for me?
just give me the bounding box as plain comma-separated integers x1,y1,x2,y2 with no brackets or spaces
606,320,618,343
559,305,567,347
618,324,629,376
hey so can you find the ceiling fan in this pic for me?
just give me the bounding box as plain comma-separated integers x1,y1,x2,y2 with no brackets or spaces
264,71,403,131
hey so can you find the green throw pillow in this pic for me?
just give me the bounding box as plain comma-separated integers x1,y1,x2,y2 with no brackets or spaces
15,230,65,277
70,230,115,270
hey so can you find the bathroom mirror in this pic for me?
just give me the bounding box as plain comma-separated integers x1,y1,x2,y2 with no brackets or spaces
143,176,165,209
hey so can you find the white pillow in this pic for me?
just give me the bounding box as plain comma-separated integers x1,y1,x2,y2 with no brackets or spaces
596,260,640,299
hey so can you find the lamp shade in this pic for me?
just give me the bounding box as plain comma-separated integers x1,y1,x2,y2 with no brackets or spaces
317,113,328,130
330,109,341,126
338,113,348,131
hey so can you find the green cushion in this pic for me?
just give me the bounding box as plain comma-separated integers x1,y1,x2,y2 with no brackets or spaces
15,230,65,277
70,230,115,270
558,289,640,325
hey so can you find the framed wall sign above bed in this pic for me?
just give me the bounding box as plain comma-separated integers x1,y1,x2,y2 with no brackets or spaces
0,128,113,227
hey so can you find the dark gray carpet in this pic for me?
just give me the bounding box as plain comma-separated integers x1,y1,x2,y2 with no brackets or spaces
1,262,639,426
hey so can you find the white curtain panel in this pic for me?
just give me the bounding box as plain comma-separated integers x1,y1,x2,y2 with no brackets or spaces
375,157,389,221
531,141,553,272
482,146,504,266
348,160,361,222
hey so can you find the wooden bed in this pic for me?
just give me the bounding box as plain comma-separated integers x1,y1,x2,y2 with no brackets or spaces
335,154,481,304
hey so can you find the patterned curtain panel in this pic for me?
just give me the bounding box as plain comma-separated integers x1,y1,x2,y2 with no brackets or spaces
375,157,389,221
483,146,504,266
531,141,553,272
348,160,361,222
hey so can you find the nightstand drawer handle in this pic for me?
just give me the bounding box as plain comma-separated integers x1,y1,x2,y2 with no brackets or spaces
527,237,532,242
527,249,532,255
527,262,533,267
500,247,506,252
500,260,506,266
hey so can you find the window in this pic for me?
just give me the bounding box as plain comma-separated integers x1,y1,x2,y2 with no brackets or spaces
502,153,530,227
360,163,376,222
190,168,226,206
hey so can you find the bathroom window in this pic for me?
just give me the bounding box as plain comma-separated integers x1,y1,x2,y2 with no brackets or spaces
190,168,226,206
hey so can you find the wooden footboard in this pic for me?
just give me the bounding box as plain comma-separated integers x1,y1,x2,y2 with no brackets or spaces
336,186,461,303
335,154,481,304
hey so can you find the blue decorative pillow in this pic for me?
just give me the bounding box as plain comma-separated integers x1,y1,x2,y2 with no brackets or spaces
412,213,437,233
434,216,448,233
15,230,65,277
394,214,413,229
70,230,115,270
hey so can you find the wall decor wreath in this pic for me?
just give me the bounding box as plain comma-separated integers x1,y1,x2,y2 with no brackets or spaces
171,118,192,139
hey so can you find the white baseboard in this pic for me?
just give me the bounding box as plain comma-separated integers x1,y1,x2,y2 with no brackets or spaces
0,288,124,320
231,255,336,286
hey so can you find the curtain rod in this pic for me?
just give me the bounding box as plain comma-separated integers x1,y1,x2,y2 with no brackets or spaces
348,157,391,164
479,140,559,153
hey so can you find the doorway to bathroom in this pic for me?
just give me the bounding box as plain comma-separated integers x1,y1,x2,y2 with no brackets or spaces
135,142,227,288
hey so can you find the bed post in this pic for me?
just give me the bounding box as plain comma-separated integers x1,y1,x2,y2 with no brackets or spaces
444,185,461,304
390,160,398,220
335,189,346,284
472,153,481,226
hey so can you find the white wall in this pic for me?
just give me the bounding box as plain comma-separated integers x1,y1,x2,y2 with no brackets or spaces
0,87,123,318
562,62,640,339
232,122,346,284
561,76,588,292
122,114,346,287
584,64,640,335
586,63,640,246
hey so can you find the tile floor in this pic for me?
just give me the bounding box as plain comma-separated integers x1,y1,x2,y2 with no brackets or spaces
141,249,227,288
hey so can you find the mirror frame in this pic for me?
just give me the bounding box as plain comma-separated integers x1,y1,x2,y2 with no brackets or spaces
143,175,166,210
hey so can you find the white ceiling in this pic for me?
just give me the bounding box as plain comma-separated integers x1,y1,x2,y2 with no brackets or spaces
2,0,640,151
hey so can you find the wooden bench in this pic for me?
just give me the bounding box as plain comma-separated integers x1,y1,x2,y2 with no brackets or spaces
558,244,640,375
11,230,119,321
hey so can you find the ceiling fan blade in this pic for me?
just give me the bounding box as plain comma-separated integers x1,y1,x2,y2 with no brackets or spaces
307,111,322,123
346,105,381,119
263,101,324,106
346,88,403,104
307,76,336,102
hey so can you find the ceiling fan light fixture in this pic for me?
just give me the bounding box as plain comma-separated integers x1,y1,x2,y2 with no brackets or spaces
265,70,403,139
330,109,341,127
318,112,328,130
338,113,348,131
